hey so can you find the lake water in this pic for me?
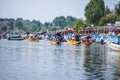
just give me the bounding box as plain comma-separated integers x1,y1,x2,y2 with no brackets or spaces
0,39,120,80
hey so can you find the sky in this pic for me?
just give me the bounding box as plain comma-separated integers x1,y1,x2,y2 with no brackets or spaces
0,0,119,23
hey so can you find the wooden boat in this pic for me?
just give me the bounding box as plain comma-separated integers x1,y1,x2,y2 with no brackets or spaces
81,35,92,45
81,41,92,45
28,39,39,42
107,43,120,51
51,40,61,45
67,40,80,45
8,36,24,40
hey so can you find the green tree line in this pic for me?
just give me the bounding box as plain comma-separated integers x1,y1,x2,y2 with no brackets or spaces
0,0,120,33
0,16,77,33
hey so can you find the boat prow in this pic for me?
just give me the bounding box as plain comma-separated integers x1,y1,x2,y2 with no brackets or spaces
81,41,92,45
107,43,120,51
28,39,39,42
51,40,61,45
67,40,80,45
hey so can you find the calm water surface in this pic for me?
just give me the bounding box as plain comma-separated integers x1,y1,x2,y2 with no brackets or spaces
0,39,120,80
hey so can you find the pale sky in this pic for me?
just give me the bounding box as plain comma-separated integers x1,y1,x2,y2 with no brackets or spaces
0,0,119,23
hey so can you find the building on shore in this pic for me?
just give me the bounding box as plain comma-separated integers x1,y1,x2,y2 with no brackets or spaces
79,25,120,34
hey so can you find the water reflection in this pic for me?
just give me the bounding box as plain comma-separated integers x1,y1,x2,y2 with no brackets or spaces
83,44,120,80
83,44,106,80
104,50,120,80
0,40,120,80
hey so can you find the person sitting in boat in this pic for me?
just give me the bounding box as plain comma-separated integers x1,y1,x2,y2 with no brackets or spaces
82,38,87,42
75,35,80,41
30,36,34,40
82,36,91,42
52,35,59,41
68,33,72,40
30,35,37,40
71,33,75,40
55,32,62,42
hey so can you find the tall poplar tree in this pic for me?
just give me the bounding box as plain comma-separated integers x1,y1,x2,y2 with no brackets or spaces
115,1,120,16
85,0,105,25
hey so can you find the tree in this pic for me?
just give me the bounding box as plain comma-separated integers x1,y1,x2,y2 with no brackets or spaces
0,19,8,32
66,16,77,27
22,19,30,31
27,20,42,32
40,26,47,32
43,22,52,30
7,18,15,31
53,16,66,29
15,18,23,30
116,15,120,21
115,1,120,16
98,17,108,26
98,13,116,26
85,0,105,25
104,6,111,16
73,19,85,32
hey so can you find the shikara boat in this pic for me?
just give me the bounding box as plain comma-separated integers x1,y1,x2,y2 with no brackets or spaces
81,35,92,45
8,35,25,40
107,43,120,51
67,40,80,45
81,41,92,45
51,40,61,45
28,39,39,42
